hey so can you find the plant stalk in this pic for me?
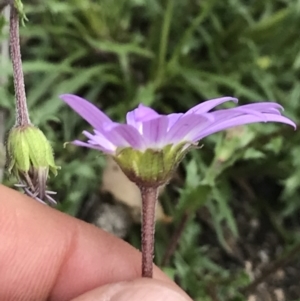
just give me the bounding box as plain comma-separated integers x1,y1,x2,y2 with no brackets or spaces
9,3,30,126
0,5,10,183
140,186,158,278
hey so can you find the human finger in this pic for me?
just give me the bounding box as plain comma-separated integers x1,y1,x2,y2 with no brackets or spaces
71,278,192,301
0,185,172,301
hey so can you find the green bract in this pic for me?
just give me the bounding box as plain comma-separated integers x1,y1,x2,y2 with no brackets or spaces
113,143,194,187
6,125,59,177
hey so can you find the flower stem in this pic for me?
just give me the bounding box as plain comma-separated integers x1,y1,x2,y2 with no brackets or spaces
9,3,30,126
140,186,158,278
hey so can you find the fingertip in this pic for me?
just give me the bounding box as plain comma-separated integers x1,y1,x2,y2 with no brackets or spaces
71,278,192,301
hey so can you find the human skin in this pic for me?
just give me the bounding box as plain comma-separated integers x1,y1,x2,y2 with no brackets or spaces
0,185,192,301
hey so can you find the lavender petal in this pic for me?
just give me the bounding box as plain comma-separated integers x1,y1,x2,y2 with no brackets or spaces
60,94,112,130
83,130,116,152
166,114,213,143
167,113,184,130
106,124,145,149
194,113,296,141
239,102,284,112
186,97,238,115
142,116,169,146
127,104,160,124
72,140,112,153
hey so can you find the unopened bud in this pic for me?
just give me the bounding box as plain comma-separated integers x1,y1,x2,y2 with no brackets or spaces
6,124,59,204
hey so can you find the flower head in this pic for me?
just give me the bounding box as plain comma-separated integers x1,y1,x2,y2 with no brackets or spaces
61,94,295,186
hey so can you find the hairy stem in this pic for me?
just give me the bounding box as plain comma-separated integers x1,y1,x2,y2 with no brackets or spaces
9,3,30,126
140,186,158,278
0,5,10,183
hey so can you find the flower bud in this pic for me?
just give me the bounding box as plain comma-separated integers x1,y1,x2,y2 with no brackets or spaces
6,124,59,204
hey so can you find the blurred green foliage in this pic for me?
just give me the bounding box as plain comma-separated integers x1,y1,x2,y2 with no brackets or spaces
1,0,300,300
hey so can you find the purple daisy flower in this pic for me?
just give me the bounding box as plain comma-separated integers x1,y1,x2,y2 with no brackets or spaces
61,94,295,188
61,94,295,154
61,94,296,278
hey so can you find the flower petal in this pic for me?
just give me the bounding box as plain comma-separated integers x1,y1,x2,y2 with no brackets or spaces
167,113,184,130
126,110,140,130
142,116,169,147
106,124,145,149
60,94,112,130
166,114,214,143
186,97,238,115
88,130,116,152
72,140,112,152
63,93,296,159
127,104,160,124
239,102,283,113
228,108,267,122
207,103,281,124
194,113,296,141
